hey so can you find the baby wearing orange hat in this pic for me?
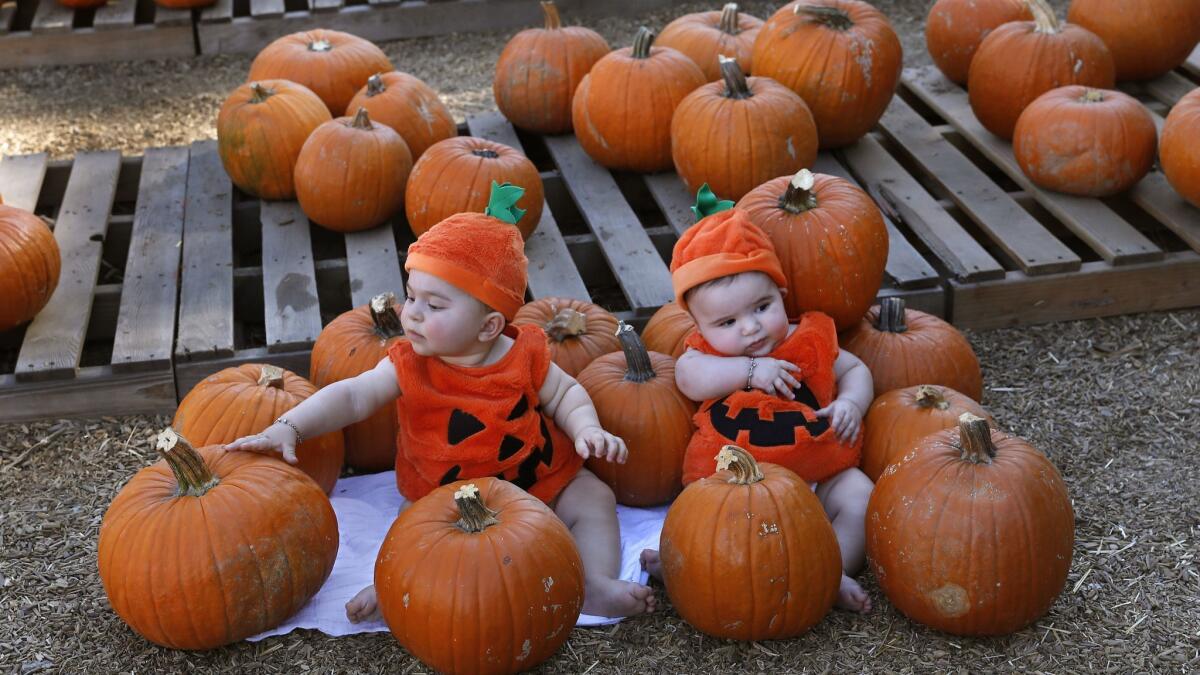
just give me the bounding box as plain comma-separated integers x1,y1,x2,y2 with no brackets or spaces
227,184,655,622
640,206,876,613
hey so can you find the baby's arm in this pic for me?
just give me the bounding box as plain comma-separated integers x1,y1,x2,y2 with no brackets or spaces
225,356,401,464
538,362,627,464
815,349,873,443
675,349,802,401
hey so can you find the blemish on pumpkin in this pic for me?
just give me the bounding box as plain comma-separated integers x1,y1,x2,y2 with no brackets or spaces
543,576,554,592
785,137,796,160
503,555,512,566
758,522,780,537
929,583,969,617
402,592,409,608
517,639,532,661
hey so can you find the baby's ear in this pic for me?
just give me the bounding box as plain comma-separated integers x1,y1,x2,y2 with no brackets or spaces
779,287,788,298
478,311,507,342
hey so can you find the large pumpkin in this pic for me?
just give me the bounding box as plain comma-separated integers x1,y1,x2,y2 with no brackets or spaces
841,297,984,400
248,29,393,116
217,80,332,200
751,0,902,148
0,199,60,332
967,0,1115,139
1160,88,1200,209
98,429,338,649
376,480,584,674
346,72,456,160
294,108,412,233
1067,0,1200,81
641,301,696,359
512,297,620,377
925,0,1032,85
657,3,764,82
405,136,543,239
173,364,346,494
659,446,841,639
493,1,610,135
572,27,707,172
310,292,407,472
860,384,990,481
671,57,818,201
867,414,1074,635
736,169,889,330
1013,86,1156,197
576,323,696,506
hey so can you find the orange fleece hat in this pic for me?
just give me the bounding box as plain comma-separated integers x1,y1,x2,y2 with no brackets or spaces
670,208,788,312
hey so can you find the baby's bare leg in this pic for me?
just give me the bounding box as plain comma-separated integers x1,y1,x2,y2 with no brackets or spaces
345,500,411,623
816,467,875,613
554,469,656,618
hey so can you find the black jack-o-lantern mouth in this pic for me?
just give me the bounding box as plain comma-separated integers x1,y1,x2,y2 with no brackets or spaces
709,382,831,447
438,395,555,491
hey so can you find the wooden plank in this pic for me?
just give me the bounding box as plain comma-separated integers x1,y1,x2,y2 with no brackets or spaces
310,0,342,11
154,4,192,26
0,26,194,69
345,224,405,308
111,147,188,373
903,67,1163,266
260,201,322,353
838,135,1005,282
1,0,19,35
1185,44,1200,79
877,285,945,320
249,0,284,18
369,0,401,7
177,141,235,362
175,348,311,399
644,173,695,238
199,0,233,22
543,135,675,309
1130,172,1200,253
15,151,121,381
1143,71,1197,108
31,0,75,34
0,368,176,423
93,0,137,30
0,153,49,212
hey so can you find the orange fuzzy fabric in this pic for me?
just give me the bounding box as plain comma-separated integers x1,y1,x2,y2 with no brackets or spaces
669,209,788,312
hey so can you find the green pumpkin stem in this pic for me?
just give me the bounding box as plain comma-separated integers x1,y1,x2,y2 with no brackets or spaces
719,3,740,34
875,297,908,333
454,483,500,533
258,365,286,389
541,1,561,30
794,4,854,31
715,445,764,484
156,428,219,497
779,169,819,213
366,74,387,97
483,180,527,225
616,321,656,383
370,292,405,338
632,26,656,59
719,55,752,100
545,306,588,342
1026,0,1060,34
915,385,949,410
350,107,373,130
958,413,997,464
248,82,274,104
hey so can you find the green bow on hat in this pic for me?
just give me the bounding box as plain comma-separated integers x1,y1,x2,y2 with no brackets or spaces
484,181,527,225
690,183,734,222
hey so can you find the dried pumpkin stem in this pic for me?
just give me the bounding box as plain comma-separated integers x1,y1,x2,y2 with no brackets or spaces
719,56,752,100
472,148,500,158
875,297,908,333
365,74,387,97
541,1,561,30
454,484,500,533
248,82,274,104
715,445,764,484
795,4,854,31
719,3,740,34
914,385,950,410
1025,0,1060,34
957,413,997,464
349,107,374,130
632,26,656,59
616,321,656,383
546,307,588,342
156,428,219,497
1081,88,1104,103
780,169,819,213
370,292,405,339
258,364,285,389
309,39,333,52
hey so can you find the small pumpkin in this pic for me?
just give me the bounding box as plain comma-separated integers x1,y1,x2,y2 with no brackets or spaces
217,80,332,200
576,323,697,506
572,27,707,173
925,0,1033,85
405,136,544,239
671,57,818,201
173,364,346,494
376,480,584,674
1160,87,1200,209
751,0,903,148
493,0,610,135
346,72,456,160
512,297,620,377
248,29,393,116
1067,0,1200,81
736,169,889,330
660,445,841,639
98,429,339,649
841,297,984,401
0,198,60,332
967,0,1115,139
1013,86,1156,197
310,292,408,472
642,301,696,359
860,384,990,481
867,414,1074,635
294,107,413,233
657,3,764,82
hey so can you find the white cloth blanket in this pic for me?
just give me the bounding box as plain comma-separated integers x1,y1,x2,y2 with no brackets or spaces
250,471,669,641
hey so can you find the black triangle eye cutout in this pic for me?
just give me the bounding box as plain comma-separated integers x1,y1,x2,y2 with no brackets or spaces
506,396,530,421
439,465,462,485
498,435,525,461
448,409,486,445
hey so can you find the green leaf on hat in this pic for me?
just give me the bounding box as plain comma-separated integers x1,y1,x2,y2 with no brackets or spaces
484,181,527,225
691,183,734,222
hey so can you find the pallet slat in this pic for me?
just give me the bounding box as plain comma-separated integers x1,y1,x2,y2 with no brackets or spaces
1143,71,1197,107
1186,44,1200,79
260,201,323,352
0,153,49,212
0,368,176,423
0,1,16,35
199,0,234,22
154,4,192,26
93,0,137,30
310,0,343,12
1130,173,1200,253
643,173,695,238
176,140,235,363
345,224,405,308
249,0,285,18
31,0,74,33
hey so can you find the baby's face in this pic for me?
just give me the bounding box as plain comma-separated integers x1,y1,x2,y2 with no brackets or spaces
688,272,789,357
401,270,494,357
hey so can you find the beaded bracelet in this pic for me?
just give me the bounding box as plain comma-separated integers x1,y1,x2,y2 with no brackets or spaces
744,357,757,391
273,417,303,445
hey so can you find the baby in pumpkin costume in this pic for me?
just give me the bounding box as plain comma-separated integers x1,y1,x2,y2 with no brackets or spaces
227,185,655,621
640,206,876,613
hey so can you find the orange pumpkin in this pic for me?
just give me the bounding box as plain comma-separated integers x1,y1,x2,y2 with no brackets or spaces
967,0,1115,139
376,480,584,673
925,0,1033,85
867,414,1074,635
310,292,407,472
576,323,697,506
1160,87,1200,209
752,0,902,148
248,29,393,116
642,301,696,359
572,27,706,172
98,429,338,649
173,364,346,494
841,297,984,401
1067,0,1200,81
736,169,889,330
0,199,60,332
346,72,456,160
512,297,620,377
217,80,332,200
660,445,841,639
657,3,764,82
493,1,610,135
405,136,544,239
860,385,990,481
671,57,818,201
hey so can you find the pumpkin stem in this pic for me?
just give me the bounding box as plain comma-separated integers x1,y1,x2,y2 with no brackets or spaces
454,483,500,533
915,385,950,410
349,107,374,130
795,3,854,31
779,169,819,213
248,82,274,104
1081,88,1104,103
366,73,387,97
616,321,656,383
370,292,405,338
719,3,740,34
719,55,752,100
632,26,656,59
541,0,561,30
309,38,333,52
156,428,219,497
472,148,501,159
715,445,764,484
875,297,908,333
545,306,589,342
258,364,286,389
1025,0,1060,34
957,413,997,464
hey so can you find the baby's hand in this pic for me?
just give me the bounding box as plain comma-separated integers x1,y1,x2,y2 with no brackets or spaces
749,358,802,399
574,426,627,464
224,423,300,465
815,399,863,444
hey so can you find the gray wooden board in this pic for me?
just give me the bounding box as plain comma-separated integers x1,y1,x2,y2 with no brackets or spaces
466,113,590,302
1130,172,1200,253
838,135,1005,282
643,173,695,239
31,0,74,33
175,349,312,400
903,67,1163,266
111,146,188,373
177,141,235,362
0,368,176,423
260,201,323,352
345,224,405,308
0,153,49,212
1186,44,1200,79
154,4,192,26
94,0,137,29
812,151,941,289
877,285,945,320
15,151,121,381
0,25,194,69
199,0,233,22
310,0,342,11
369,0,401,6
249,0,285,18
543,135,675,309
0,1,15,35
1143,71,1197,107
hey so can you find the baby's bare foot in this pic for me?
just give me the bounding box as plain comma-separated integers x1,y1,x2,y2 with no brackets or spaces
345,585,382,624
582,577,657,618
639,548,663,580
836,574,872,613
